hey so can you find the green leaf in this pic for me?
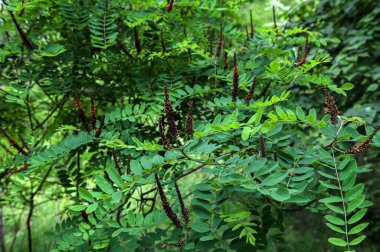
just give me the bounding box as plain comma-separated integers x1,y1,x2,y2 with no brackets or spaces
328,237,347,247
307,109,317,124
261,171,288,186
326,223,345,234
296,106,306,120
96,176,114,194
241,127,251,141
320,196,342,204
79,187,94,202
347,195,365,213
348,209,367,224
86,203,98,214
189,221,210,233
270,187,290,201
106,167,124,187
324,215,345,226
130,160,143,175
349,235,366,246
348,223,368,235
69,205,86,211
276,106,288,120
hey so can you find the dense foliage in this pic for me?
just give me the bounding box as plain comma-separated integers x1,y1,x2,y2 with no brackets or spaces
0,1,379,251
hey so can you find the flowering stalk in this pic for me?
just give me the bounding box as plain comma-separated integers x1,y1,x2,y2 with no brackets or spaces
166,0,173,12
244,76,256,105
162,238,185,249
209,28,214,56
155,174,182,228
94,115,105,137
159,116,172,149
74,94,90,134
134,27,141,54
274,151,278,162
174,182,190,227
295,33,309,67
250,10,255,38
215,17,223,63
260,134,266,158
259,80,272,98
344,125,380,154
322,86,339,124
272,6,278,34
185,101,194,137
232,52,239,103
0,129,27,155
164,82,178,140
223,51,229,70
90,96,97,128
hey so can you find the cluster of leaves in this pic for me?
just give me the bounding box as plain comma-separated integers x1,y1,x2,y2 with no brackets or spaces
0,0,379,251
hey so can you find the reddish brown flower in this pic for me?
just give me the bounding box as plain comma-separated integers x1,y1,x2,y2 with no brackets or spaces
155,174,182,228
166,0,173,12
90,96,97,129
223,51,229,70
232,53,239,103
244,76,257,105
162,238,185,249
174,182,189,227
344,125,380,154
260,134,266,158
322,86,339,124
274,151,278,162
250,10,255,38
94,115,105,137
134,27,141,54
185,101,194,137
215,17,223,60
272,6,278,33
159,116,172,149
164,82,178,140
0,129,27,155
74,94,90,133
295,33,309,67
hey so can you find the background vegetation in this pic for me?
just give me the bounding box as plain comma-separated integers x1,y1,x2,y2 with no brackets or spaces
0,0,379,251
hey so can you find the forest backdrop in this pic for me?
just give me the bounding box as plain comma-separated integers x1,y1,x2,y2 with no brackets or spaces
0,0,379,251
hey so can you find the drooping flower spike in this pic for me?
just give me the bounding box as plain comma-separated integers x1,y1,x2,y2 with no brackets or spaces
232,52,239,103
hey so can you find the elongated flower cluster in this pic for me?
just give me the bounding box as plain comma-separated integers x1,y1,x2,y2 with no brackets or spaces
322,86,339,124
134,27,141,54
174,182,190,227
159,116,172,149
162,238,185,249
209,28,214,56
94,115,105,137
244,77,256,105
344,125,380,154
90,96,97,128
166,0,173,12
223,51,229,70
272,6,278,33
274,151,278,162
260,134,266,158
295,33,309,67
232,53,239,103
0,129,27,155
259,80,272,98
74,94,90,133
185,101,194,137
250,10,255,38
164,82,178,140
155,174,182,228
215,18,223,60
